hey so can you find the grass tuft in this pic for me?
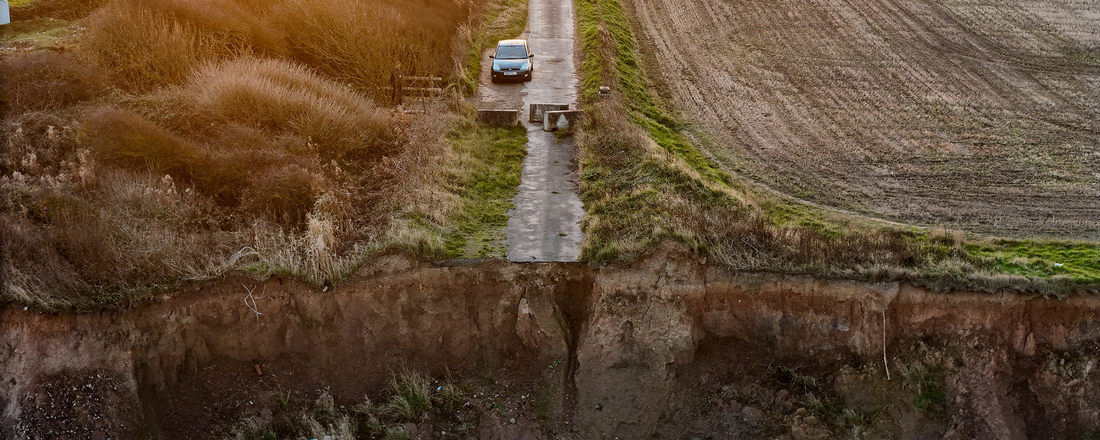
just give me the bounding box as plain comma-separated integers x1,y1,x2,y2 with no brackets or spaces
382,373,433,421
80,108,199,180
241,165,318,227
899,361,945,414
0,52,105,116
186,57,395,163
82,0,237,90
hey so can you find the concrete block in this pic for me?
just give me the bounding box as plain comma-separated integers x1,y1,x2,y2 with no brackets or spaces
477,109,520,126
542,110,585,132
529,103,570,123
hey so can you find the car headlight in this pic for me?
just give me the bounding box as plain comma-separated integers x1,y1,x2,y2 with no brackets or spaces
521,62,531,71
492,63,501,72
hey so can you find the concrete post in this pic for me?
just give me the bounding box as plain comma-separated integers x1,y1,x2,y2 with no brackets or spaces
529,103,570,123
477,109,521,126
542,110,585,132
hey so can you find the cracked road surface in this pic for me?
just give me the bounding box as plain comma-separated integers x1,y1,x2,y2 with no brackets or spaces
477,0,584,262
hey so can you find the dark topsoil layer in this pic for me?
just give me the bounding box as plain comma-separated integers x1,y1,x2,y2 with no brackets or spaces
2,243,1100,439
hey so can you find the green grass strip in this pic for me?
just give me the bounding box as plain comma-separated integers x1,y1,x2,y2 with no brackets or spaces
444,124,527,258
461,0,529,95
966,240,1100,282
0,18,73,45
577,0,729,184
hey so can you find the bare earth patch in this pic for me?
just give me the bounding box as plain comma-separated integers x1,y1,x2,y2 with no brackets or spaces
625,0,1100,239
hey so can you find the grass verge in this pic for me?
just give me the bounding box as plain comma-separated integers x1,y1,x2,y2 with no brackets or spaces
0,18,74,48
383,114,526,260
573,0,1100,296
459,0,529,94
443,123,527,258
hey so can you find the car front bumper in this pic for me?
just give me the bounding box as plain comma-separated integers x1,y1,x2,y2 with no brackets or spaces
492,70,532,81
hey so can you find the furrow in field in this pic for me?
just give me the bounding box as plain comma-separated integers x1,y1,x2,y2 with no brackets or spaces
627,0,1100,238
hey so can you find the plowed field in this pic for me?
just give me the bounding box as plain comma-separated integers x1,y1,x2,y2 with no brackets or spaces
627,0,1100,238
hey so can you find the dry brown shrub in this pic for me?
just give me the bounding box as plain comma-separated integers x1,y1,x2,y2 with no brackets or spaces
0,111,81,178
241,164,319,228
0,188,119,307
3,0,497,307
128,0,286,56
82,0,240,89
78,108,318,225
186,57,395,162
0,52,105,116
43,207,118,287
272,0,479,101
2,215,90,307
190,142,288,209
80,108,198,181
25,192,95,225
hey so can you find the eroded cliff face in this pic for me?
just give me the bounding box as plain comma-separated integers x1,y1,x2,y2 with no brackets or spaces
3,243,1100,439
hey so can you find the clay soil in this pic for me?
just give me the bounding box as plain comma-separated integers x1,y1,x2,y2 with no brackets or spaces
626,0,1100,239
4,246,1100,439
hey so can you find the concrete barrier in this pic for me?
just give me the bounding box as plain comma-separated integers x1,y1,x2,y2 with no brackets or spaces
529,103,570,123
477,109,520,126
542,110,585,132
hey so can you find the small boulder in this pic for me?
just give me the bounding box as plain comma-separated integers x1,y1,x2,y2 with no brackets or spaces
740,406,764,426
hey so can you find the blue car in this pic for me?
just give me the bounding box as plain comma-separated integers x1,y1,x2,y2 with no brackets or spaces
490,39,534,83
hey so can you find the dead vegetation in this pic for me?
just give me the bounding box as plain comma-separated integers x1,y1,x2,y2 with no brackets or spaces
212,372,540,440
0,52,105,116
0,0,518,308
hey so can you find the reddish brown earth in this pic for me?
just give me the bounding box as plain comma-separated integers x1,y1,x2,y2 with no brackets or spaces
625,0,1100,239
3,243,1100,439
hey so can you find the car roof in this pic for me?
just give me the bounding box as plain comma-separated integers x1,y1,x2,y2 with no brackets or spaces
497,39,527,46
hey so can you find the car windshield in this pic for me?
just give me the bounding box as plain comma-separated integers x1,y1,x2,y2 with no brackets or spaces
495,45,528,59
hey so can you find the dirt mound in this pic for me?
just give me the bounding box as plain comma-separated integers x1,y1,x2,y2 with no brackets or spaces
2,244,1100,438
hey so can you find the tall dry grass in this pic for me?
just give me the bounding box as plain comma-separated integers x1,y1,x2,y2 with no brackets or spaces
2,0,500,307
80,0,489,96
274,0,481,102
0,52,105,117
82,0,281,90
81,108,199,180
1,164,237,308
130,0,285,55
186,57,395,162
82,0,226,89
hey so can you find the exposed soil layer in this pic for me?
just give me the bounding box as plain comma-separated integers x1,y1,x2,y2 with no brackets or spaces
3,243,1100,439
625,0,1100,239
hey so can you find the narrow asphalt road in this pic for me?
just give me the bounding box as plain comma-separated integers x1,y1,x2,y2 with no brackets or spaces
477,0,584,262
